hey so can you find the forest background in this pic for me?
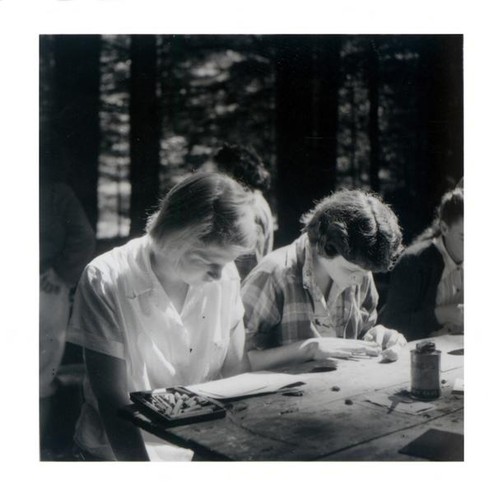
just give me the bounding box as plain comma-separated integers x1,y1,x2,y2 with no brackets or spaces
40,34,463,257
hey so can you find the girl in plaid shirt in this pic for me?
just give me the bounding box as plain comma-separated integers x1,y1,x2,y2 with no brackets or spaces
242,189,406,370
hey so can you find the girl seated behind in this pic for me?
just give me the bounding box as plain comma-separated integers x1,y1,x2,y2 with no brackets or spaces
214,143,275,280
68,172,257,461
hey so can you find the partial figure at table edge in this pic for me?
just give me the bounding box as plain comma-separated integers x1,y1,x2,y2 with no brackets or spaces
379,187,463,341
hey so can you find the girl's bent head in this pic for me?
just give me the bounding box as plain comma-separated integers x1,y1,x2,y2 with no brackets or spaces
146,172,257,264
301,189,403,273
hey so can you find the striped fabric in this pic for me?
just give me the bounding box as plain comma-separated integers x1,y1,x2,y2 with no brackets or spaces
241,234,379,351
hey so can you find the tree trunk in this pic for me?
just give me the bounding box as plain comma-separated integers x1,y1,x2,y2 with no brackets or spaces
367,38,380,192
417,36,463,222
51,35,101,230
274,36,341,246
129,35,161,237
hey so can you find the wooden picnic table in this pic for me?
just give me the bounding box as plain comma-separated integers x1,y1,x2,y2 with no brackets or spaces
124,334,464,461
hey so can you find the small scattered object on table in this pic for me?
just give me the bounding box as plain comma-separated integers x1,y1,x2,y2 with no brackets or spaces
310,366,337,373
282,390,304,397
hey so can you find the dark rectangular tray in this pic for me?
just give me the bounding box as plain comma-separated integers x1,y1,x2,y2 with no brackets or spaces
129,386,226,428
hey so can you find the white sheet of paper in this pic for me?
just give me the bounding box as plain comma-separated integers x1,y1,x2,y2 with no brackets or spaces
452,378,464,395
187,372,305,399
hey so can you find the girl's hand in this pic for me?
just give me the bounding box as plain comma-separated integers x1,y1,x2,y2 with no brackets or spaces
363,325,407,362
435,304,464,330
40,268,65,294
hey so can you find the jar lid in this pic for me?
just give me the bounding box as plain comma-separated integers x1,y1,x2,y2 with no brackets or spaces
416,340,436,353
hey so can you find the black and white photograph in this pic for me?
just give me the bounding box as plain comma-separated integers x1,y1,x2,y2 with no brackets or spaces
1,0,493,498
38,32,464,463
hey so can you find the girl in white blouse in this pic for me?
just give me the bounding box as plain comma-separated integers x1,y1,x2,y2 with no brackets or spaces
68,172,257,461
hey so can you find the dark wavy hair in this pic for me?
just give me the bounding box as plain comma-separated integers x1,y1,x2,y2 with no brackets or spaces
413,187,464,244
214,143,271,192
301,189,403,273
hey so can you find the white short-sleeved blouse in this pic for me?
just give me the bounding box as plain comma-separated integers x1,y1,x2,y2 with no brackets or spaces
67,235,244,460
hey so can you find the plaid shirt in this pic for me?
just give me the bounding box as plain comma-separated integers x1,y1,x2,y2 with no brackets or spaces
241,234,378,351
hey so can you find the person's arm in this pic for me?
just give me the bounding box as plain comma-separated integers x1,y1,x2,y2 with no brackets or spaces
84,348,149,461
53,184,96,285
68,267,148,460
247,341,313,371
221,320,251,377
221,269,255,376
434,303,464,332
355,274,379,338
40,267,66,294
241,266,285,368
248,334,381,371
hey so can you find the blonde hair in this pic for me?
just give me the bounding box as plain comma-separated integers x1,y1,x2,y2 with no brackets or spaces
146,172,257,261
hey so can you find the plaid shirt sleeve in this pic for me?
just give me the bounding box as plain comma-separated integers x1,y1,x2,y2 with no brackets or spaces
355,275,379,338
241,267,283,351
